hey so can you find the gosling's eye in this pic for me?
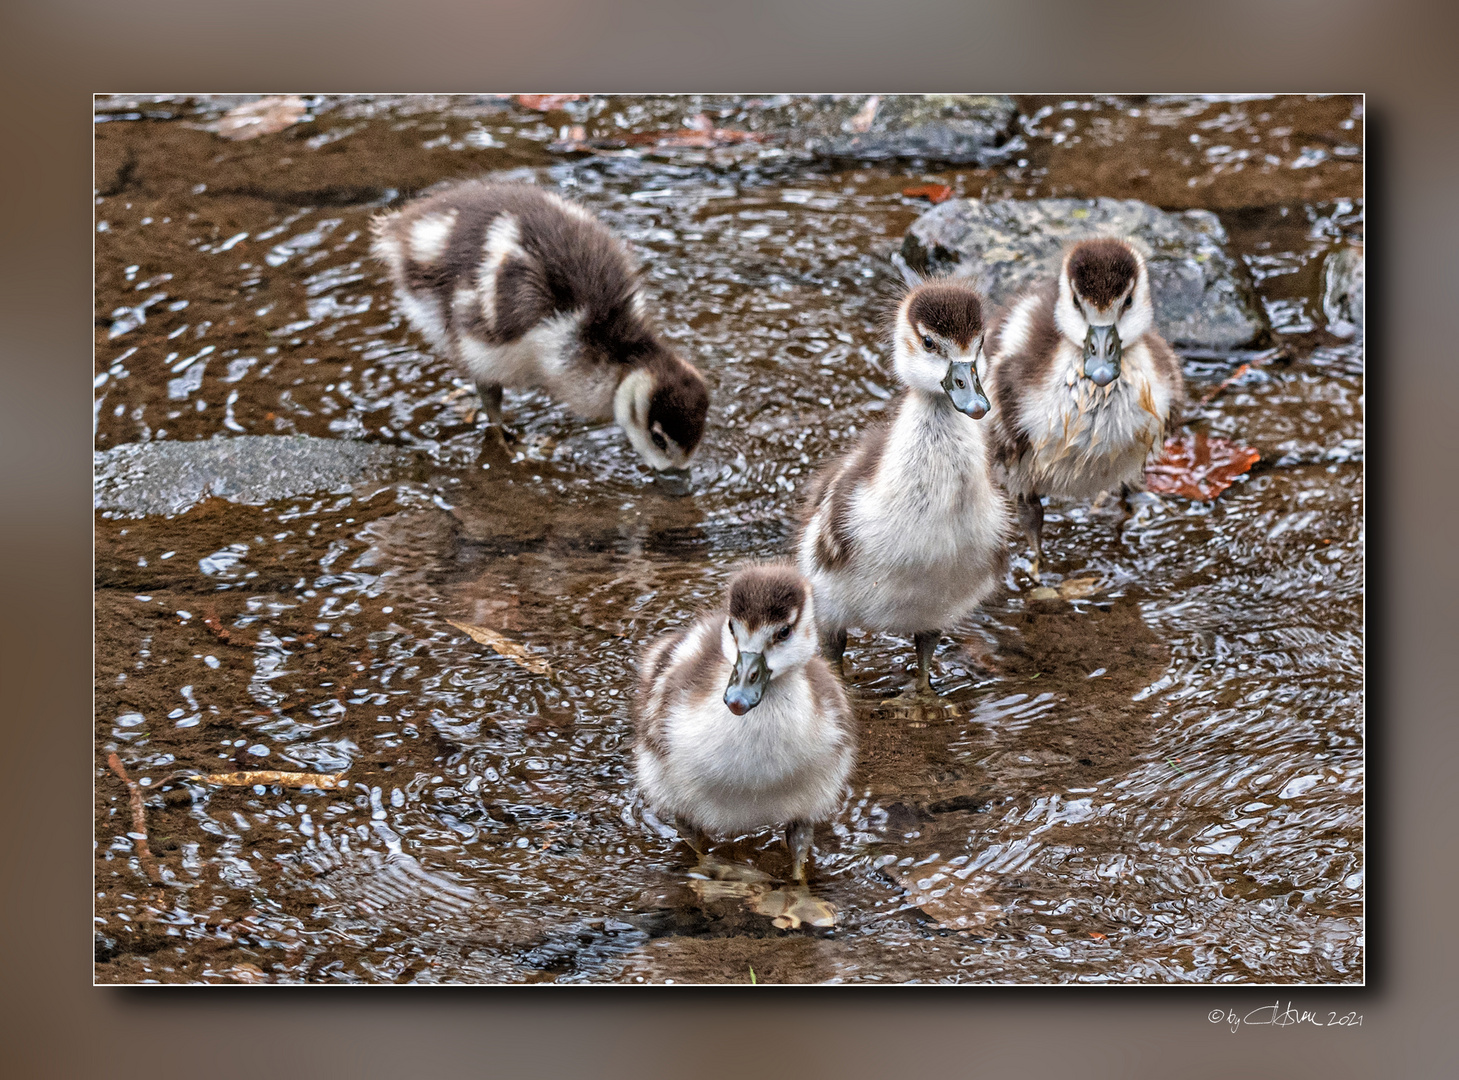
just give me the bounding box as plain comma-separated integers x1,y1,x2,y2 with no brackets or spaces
1123,296,1133,313
650,432,668,451
921,335,937,352
775,625,792,642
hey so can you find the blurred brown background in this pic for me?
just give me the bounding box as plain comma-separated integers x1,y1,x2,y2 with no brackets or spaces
5,0,1455,1075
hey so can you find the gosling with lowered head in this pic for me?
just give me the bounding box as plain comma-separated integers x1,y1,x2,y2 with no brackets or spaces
372,180,710,477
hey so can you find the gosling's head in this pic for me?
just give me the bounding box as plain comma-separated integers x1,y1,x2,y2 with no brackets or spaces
1056,237,1154,388
613,346,710,477
892,279,990,419
719,565,818,716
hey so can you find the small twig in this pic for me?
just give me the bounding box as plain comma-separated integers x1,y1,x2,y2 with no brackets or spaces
1198,346,1289,406
106,753,165,886
198,769,350,790
201,609,256,648
1199,363,1251,406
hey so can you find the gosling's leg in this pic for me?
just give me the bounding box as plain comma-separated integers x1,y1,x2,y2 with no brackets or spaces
821,626,848,678
913,629,940,695
1116,482,1134,542
1017,493,1046,582
786,820,815,885
475,379,516,446
477,380,505,426
674,818,712,861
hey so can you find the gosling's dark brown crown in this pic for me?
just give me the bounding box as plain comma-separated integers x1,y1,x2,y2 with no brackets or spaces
1067,238,1139,310
644,349,709,452
727,566,807,630
905,282,984,349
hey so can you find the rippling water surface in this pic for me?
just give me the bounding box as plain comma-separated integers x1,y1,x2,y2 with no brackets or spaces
94,94,1362,984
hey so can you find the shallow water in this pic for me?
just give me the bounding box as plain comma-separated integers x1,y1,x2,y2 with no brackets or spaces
94,94,1363,984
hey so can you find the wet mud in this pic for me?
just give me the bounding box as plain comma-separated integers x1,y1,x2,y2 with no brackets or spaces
94,94,1363,983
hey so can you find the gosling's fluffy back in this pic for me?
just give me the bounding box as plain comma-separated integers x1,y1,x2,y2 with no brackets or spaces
372,181,649,356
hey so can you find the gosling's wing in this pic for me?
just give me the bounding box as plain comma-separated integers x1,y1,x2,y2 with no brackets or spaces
1141,330,1187,437
805,657,857,751
801,424,890,573
633,614,731,756
985,285,1061,472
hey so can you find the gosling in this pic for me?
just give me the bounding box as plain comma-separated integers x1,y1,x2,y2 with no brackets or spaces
984,237,1185,578
633,565,855,884
371,180,710,476
797,276,1011,694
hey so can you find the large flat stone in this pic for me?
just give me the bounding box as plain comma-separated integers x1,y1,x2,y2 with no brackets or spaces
788,94,1018,165
95,435,419,517
902,196,1268,351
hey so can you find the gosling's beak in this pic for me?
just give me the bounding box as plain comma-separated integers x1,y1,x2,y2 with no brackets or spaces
1083,323,1122,387
941,359,990,419
723,651,769,716
653,466,693,497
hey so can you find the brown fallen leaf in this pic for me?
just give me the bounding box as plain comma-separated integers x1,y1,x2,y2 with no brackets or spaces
201,770,349,790
754,887,838,930
219,962,269,983
1057,574,1107,600
1144,431,1260,501
516,94,588,111
445,618,553,677
687,876,837,929
890,862,1002,932
206,96,307,141
1089,931,1108,941
903,183,955,204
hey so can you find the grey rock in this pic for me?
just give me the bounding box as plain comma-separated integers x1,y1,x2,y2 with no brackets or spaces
94,435,418,517
758,94,1019,165
902,197,1268,351
1321,243,1364,339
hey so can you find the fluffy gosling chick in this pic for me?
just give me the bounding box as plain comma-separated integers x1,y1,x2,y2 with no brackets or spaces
985,237,1185,577
371,181,710,475
797,277,1011,694
634,565,855,883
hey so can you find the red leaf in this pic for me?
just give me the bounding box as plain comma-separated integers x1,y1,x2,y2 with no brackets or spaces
1088,932,1107,941
515,94,587,111
903,183,954,204
1144,431,1260,501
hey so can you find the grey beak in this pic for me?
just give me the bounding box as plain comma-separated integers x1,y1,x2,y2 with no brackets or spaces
1083,323,1122,387
941,359,990,419
723,651,769,715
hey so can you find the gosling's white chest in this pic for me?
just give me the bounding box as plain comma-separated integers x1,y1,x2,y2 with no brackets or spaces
672,676,822,788
801,395,1010,633
1015,339,1170,500
638,669,850,835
